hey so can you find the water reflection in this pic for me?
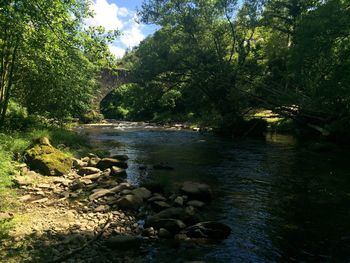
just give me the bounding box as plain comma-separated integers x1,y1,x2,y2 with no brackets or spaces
80,124,350,262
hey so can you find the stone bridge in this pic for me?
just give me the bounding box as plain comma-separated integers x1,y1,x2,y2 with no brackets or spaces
93,68,132,112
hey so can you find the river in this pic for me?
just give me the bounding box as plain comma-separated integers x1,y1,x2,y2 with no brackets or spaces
78,122,350,263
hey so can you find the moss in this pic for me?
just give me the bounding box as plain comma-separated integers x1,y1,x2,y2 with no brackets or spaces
25,144,72,176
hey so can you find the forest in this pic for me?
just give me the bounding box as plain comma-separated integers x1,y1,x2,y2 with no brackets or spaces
1,0,350,262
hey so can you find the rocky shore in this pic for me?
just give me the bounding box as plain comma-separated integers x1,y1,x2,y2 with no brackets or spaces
1,137,230,262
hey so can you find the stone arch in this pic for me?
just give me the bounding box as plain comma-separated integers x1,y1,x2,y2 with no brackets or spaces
93,68,132,112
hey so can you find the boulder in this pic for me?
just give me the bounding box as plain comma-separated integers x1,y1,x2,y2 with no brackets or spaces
116,194,143,210
88,157,100,167
187,200,206,209
131,187,151,200
105,235,142,250
81,172,101,181
145,207,200,227
77,167,101,176
181,221,231,240
89,188,113,201
111,166,127,177
158,228,172,239
151,201,171,212
148,194,167,203
97,158,128,170
24,137,72,176
180,182,212,202
173,196,184,207
110,154,129,161
142,227,156,237
150,219,186,234
72,158,87,169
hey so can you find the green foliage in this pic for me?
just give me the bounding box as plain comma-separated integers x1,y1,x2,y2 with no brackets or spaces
0,0,119,126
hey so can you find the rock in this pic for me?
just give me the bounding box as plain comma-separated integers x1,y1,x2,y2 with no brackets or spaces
145,207,200,227
70,181,84,191
110,154,129,161
38,137,50,145
82,172,101,181
151,219,186,234
105,236,142,250
89,189,113,201
117,194,143,210
97,158,128,170
79,178,93,185
152,201,171,212
88,157,100,167
31,197,48,203
94,205,110,212
111,166,127,177
158,228,172,238
187,200,205,209
173,196,184,207
109,182,132,193
19,194,32,202
13,175,33,187
153,163,174,170
72,158,87,169
77,167,101,176
142,227,156,237
53,178,71,186
24,138,72,176
181,221,231,240
120,189,132,195
148,195,167,203
131,187,151,200
180,182,212,202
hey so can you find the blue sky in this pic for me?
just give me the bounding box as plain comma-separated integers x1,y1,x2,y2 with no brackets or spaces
85,0,157,58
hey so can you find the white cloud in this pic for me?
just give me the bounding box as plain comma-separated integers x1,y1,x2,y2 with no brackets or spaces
85,0,126,30
108,45,125,58
86,1,147,58
120,19,145,48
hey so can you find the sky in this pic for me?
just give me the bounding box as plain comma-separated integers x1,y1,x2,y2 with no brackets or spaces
85,0,158,58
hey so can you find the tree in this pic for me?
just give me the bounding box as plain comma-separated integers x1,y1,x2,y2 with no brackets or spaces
0,0,118,127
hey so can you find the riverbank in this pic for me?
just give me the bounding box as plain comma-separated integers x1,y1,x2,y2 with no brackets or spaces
0,125,230,262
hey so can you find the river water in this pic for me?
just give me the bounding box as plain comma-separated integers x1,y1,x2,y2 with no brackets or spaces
79,122,350,263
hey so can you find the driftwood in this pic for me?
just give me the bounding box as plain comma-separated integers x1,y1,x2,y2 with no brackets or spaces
50,215,112,263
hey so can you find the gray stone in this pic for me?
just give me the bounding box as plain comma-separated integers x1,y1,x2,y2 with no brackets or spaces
111,166,127,177
89,189,113,201
81,172,101,180
173,196,184,207
180,181,212,202
187,200,205,208
148,195,167,203
158,228,171,238
151,219,186,234
97,158,128,170
142,227,156,237
110,154,129,161
116,194,143,210
152,201,171,212
131,187,151,200
145,207,200,227
94,205,110,212
77,167,101,176
181,221,231,240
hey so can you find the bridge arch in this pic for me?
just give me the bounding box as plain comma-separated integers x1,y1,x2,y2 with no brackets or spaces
93,68,132,112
